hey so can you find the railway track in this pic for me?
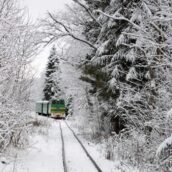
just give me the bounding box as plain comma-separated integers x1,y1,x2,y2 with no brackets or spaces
59,120,103,172
59,121,67,172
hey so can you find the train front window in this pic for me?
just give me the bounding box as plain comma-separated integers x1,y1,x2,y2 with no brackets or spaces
52,100,57,104
51,99,64,105
59,99,64,105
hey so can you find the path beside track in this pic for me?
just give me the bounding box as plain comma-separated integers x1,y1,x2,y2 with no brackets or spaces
0,118,64,172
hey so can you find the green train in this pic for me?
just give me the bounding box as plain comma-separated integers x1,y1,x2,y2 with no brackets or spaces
35,99,66,119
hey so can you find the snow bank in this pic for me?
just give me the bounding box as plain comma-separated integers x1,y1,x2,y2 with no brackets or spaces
156,135,172,158
67,120,139,172
166,108,172,119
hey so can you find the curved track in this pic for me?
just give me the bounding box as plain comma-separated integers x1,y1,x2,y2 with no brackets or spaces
59,120,103,172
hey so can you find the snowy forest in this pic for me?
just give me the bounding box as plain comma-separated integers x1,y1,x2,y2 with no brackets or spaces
1,0,172,171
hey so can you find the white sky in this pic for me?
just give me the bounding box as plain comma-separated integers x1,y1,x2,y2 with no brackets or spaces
22,0,71,20
21,0,72,77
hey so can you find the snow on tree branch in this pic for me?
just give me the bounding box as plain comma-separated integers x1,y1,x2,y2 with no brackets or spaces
95,9,141,30
72,0,102,27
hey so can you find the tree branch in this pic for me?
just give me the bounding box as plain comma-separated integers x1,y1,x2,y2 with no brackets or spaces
47,12,97,50
150,22,166,39
96,9,141,30
72,0,102,27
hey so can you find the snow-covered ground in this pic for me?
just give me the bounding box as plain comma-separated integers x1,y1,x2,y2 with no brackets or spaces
0,114,138,172
67,120,139,172
0,117,63,172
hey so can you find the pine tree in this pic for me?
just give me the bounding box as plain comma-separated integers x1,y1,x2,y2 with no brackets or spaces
43,45,60,100
81,0,172,134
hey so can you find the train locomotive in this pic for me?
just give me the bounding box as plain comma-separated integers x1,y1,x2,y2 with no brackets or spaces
36,99,66,119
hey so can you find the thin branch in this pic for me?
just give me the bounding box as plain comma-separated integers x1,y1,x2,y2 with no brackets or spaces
150,22,166,39
72,0,102,27
65,4,87,26
48,12,70,33
48,12,97,50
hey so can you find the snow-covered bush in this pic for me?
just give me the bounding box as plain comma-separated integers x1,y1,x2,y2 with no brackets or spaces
0,103,32,151
155,108,172,171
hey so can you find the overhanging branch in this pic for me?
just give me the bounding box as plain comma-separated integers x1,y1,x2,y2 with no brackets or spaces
72,0,102,27
48,12,97,50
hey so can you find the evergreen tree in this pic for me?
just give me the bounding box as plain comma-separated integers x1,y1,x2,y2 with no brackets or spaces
43,45,60,100
81,0,172,134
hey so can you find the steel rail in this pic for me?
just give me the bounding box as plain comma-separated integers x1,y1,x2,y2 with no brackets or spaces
59,121,68,172
64,121,103,172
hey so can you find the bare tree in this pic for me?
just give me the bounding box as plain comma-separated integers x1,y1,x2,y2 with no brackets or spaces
41,1,99,50
0,0,41,151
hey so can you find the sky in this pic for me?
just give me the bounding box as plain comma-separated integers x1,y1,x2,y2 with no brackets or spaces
21,0,72,77
22,0,71,20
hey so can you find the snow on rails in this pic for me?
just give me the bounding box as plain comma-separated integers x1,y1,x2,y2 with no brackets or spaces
59,120,103,172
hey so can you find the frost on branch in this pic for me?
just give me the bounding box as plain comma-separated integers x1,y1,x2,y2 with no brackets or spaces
116,34,125,47
125,49,136,63
156,135,172,171
95,40,109,56
111,65,120,79
126,67,138,81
